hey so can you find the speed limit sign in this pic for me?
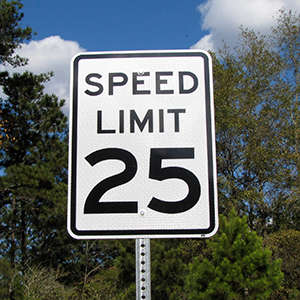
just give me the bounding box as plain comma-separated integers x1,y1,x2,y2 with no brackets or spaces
67,50,218,239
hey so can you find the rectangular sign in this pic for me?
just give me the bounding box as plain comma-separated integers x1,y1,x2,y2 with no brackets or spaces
68,50,218,239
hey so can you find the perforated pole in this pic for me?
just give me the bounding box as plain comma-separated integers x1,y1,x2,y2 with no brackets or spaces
136,238,151,299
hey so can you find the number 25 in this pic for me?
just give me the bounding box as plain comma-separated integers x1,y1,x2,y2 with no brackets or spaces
84,148,201,214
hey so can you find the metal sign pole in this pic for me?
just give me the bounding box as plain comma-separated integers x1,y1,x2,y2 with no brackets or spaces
136,238,151,299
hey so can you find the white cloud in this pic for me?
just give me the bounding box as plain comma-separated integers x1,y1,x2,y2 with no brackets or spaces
0,36,85,116
192,0,300,51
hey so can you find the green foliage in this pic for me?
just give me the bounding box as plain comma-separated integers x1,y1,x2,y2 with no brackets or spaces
0,71,67,167
114,240,136,290
76,266,120,300
22,266,76,300
0,0,33,67
185,210,283,300
150,239,186,300
265,229,300,299
0,71,68,272
214,10,300,233
0,5,70,296
0,258,23,299
70,240,136,300
60,239,119,294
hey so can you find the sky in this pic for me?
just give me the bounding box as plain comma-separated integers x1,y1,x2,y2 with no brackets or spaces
1,0,300,115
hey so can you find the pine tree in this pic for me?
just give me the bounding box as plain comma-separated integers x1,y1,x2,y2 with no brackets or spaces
0,71,68,270
0,0,32,68
185,210,283,300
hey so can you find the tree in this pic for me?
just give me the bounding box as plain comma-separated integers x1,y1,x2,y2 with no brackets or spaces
268,9,300,230
0,0,32,67
214,9,300,233
185,210,283,300
150,239,186,300
0,2,76,298
0,258,23,299
0,71,68,271
265,229,300,299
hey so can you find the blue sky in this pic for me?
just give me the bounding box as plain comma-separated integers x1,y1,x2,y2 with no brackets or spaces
2,0,300,115
21,0,204,51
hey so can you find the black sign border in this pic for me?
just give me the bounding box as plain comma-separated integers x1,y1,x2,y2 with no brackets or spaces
69,50,217,238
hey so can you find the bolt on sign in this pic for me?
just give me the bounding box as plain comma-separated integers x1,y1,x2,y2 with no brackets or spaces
68,50,218,239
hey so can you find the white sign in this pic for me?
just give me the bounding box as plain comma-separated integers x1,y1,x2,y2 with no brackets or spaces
68,50,218,239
